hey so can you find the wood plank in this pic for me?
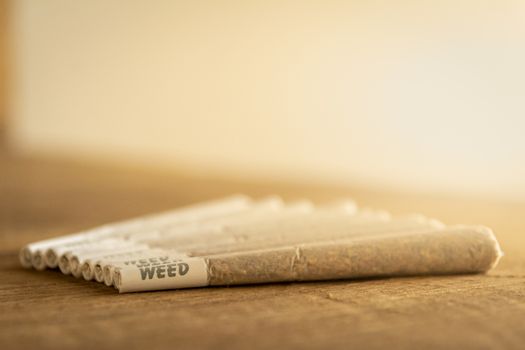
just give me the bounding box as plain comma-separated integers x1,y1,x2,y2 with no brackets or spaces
1,151,524,349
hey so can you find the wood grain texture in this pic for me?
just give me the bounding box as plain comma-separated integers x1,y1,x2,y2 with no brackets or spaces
1,150,524,350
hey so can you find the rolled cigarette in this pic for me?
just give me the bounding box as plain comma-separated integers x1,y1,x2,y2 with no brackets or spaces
57,239,142,276
19,194,253,269
114,255,208,293
22,194,502,296
80,246,154,281
103,250,186,286
65,197,287,280
139,201,315,248
58,200,438,289
91,249,172,283
152,213,441,256
70,243,150,278
107,211,434,287
205,226,502,285
102,204,307,284
18,197,358,270
114,226,502,293
99,202,318,285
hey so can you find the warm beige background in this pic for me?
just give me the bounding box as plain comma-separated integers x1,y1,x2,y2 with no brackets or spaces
7,1,525,199
0,0,6,135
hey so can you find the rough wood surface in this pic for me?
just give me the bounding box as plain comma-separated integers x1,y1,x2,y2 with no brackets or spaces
1,151,524,350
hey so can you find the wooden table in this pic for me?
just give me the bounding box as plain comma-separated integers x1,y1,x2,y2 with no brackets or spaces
1,150,524,349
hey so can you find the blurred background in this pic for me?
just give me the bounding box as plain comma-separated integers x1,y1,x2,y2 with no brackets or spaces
2,4,525,348
2,0,525,200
